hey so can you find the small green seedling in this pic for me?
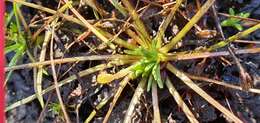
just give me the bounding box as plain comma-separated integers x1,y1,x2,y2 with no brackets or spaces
98,40,166,92
5,22,27,82
221,8,250,31
124,40,166,91
48,103,62,116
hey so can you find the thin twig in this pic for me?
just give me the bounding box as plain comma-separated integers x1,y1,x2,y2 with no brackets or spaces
227,47,252,90
50,26,71,123
36,92,53,123
233,40,260,44
186,74,260,94
218,12,260,23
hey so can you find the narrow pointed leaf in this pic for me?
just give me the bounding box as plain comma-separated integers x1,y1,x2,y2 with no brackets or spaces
166,77,199,123
124,78,146,123
166,63,243,123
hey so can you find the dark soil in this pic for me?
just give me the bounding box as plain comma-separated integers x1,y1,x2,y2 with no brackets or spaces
5,0,260,123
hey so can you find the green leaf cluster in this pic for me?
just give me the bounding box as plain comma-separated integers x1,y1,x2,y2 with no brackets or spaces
48,103,62,116
126,44,164,91
5,22,27,81
5,22,26,54
221,8,250,31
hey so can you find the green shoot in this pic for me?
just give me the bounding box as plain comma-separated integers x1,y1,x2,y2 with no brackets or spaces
49,103,62,116
126,42,165,91
5,14,27,83
109,0,127,16
221,8,250,31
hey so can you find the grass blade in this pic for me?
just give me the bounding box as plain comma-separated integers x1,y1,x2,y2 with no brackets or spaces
121,0,151,47
97,28,136,49
124,78,146,123
5,47,25,84
155,0,183,48
5,55,139,71
6,0,84,26
50,27,71,122
84,96,113,123
63,0,116,50
165,76,198,123
152,82,161,123
97,64,134,84
152,63,163,89
5,2,27,84
35,28,52,108
166,47,260,61
8,0,129,50
5,60,130,112
125,29,148,48
206,23,260,51
102,75,131,123
5,44,20,54
161,0,216,53
166,63,243,123
109,0,127,16
186,74,260,94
